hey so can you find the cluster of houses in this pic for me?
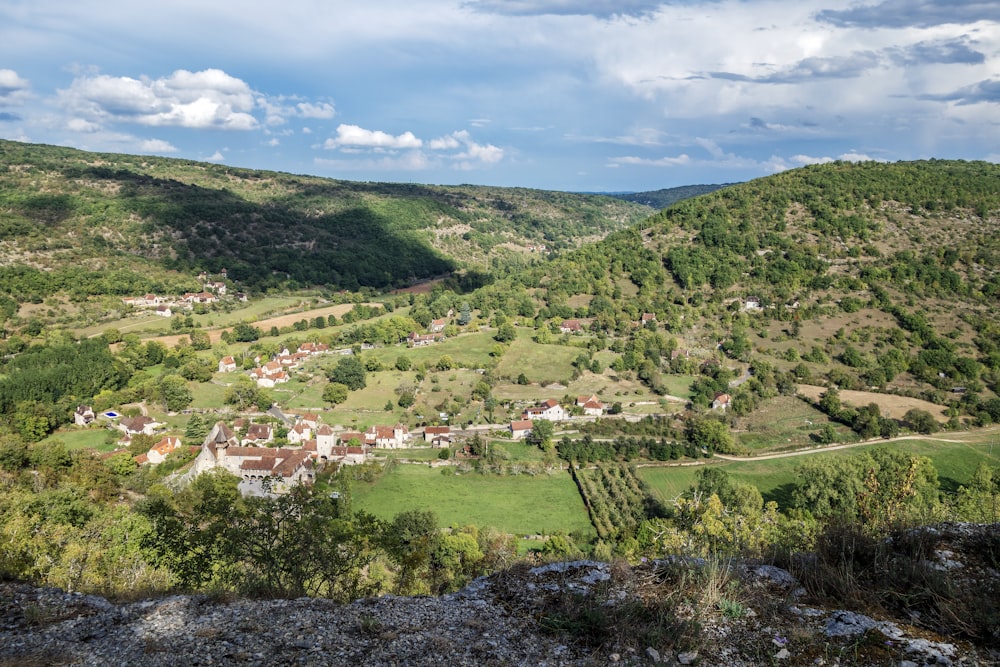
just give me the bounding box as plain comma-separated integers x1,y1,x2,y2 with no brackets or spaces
508,395,606,439
407,317,450,347
218,342,333,388
120,270,247,317
558,313,657,335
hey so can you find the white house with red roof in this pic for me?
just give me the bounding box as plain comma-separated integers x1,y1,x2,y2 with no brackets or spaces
509,420,534,439
144,436,182,465
576,395,605,417
523,399,569,422
218,356,237,373
365,423,410,448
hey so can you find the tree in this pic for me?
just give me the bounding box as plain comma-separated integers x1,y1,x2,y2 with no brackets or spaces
526,419,554,449
158,374,193,412
685,416,736,454
904,408,939,434
436,355,454,371
231,322,260,343
381,510,441,595
327,356,366,391
318,381,347,405
494,323,516,343
395,355,412,371
189,330,211,350
225,376,272,411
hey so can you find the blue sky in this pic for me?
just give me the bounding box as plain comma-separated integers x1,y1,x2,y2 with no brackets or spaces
1,0,998,192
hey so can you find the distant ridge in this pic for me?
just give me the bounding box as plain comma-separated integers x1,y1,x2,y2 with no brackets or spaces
605,183,735,209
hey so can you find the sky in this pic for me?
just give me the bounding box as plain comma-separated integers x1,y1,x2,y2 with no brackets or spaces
1,0,998,192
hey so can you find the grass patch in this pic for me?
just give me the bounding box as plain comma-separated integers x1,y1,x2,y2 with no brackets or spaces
189,381,229,410
736,395,840,451
495,335,582,385
42,427,118,453
368,332,497,370
351,463,594,537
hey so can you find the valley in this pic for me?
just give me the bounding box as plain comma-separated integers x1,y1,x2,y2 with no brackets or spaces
1,143,999,657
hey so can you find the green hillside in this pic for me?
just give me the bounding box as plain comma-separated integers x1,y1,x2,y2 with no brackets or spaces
0,140,652,297
479,159,1000,426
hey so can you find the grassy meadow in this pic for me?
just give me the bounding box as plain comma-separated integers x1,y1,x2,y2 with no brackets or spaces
350,463,595,537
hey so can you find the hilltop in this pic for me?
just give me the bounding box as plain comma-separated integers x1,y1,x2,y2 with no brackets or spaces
0,139,652,296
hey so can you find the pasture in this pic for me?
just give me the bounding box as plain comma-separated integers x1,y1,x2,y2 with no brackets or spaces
350,463,595,537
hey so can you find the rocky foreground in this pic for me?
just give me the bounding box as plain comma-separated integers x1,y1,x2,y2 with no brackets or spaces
2,524,998,666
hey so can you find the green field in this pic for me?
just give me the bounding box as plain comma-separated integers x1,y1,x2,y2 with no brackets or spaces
736,395,843,451
638,433,1000,509
351,463,595,537
495,335,583,384
368,332,497,370
43,426,119,453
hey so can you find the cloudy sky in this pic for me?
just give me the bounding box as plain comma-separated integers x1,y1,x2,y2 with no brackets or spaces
1,0,998,192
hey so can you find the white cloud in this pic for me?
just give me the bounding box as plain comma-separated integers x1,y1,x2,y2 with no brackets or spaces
455,138,504,166
139,138,179,153
788,152,878,166
607,154,691,167
0,69,31,105
324,124,423,149
267,137,280,146
315,151,431,171
67,118,100,133
297,102,335,119
206,151,226,162
59,68,259,130
429,134,462,150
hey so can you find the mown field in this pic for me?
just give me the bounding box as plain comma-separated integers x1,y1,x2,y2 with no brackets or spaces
350,463,594,537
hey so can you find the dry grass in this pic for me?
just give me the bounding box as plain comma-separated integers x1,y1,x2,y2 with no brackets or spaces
797,384,948,421
141,302,381,346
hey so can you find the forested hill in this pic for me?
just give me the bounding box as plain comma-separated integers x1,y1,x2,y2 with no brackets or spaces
606,183,733,209
0,140,651,294
478,159,1000,408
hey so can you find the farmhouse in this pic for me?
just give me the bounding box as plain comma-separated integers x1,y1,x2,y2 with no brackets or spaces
576,395,605,417
118,415,160,436
712,392,731,411
509,420,533,439
218,356,237,373
288,422,312,444
144,436,182,465
408,332,444,347
559,319,582,334
242,423,274,446
423,425,451,446
365,424,411,448
523,399,569,422
297,342,329,355
74,405,95,426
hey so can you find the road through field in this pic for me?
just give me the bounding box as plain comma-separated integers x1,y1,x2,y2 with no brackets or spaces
141,302,382,347
713,426,1000,462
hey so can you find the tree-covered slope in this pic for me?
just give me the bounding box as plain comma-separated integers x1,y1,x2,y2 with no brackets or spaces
482,159,1000,415
0,140,651,294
